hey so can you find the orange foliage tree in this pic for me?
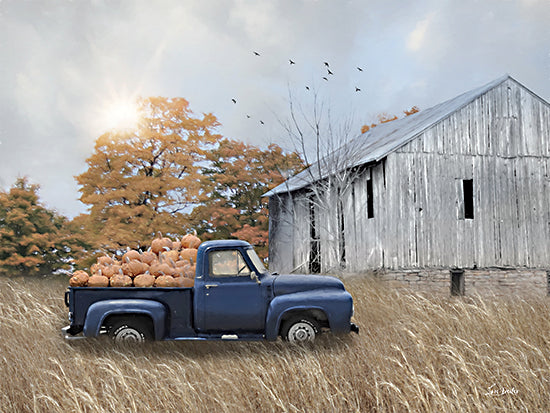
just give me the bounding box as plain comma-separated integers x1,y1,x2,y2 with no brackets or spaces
76,97,221,252
191,139,304,259
361,106,420,133
0,178,87,276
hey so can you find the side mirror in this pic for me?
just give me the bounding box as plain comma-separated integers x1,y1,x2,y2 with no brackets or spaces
250,272,261,284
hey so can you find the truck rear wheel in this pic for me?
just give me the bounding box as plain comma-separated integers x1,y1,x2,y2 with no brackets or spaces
281,316,319,343
107,317,153,343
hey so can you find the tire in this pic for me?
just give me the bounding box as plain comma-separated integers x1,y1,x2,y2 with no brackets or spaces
281,316,319,343
107,317,153,343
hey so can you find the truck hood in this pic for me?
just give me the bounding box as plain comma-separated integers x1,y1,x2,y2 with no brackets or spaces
273,274,345,296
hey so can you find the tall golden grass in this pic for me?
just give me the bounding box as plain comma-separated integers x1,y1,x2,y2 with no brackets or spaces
1,275,549,412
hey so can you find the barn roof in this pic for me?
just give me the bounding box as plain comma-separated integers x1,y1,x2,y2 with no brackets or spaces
265,74,526,197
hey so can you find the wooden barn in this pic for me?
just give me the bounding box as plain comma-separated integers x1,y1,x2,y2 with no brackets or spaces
266,75,550,279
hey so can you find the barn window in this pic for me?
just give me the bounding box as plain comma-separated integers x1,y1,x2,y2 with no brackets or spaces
450,268,465,296
367,179,374,219
463,179,474,219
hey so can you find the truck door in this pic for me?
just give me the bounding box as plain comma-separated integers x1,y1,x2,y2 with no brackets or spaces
195,249,267,334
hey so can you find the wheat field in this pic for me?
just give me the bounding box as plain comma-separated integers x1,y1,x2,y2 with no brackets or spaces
1,275,549,412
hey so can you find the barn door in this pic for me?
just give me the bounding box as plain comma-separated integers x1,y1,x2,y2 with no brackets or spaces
309,197,321,273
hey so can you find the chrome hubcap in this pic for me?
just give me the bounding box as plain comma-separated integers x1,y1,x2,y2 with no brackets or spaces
288,322,315,342
114,327,143,342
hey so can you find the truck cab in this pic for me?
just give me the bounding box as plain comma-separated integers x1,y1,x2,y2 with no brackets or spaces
63,240,358,343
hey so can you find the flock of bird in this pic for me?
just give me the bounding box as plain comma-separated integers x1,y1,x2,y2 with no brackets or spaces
229,51,366,126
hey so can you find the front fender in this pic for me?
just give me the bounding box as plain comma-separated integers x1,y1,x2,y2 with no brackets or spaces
83,299,167,339
265,289,353,341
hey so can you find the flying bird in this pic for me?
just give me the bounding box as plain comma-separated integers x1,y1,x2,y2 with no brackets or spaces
253,51,260,56
260,120,265,125
323,77,328,81
289,59,295,65
357,67,363,72
231,98,237,104
246,114,251,119
305,86,310,90
324,62,330,67
327,69,333,75
355,87,361,92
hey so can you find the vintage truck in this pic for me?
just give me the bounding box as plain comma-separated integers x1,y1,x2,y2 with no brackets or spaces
62,240,358,343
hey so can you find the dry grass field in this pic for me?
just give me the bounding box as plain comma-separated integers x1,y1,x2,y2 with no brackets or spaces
1,275,549,412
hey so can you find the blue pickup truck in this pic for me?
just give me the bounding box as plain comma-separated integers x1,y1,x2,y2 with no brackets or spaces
63,240,358,343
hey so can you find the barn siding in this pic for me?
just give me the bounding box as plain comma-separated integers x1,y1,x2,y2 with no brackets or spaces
268,78,550,273
386,79,550,269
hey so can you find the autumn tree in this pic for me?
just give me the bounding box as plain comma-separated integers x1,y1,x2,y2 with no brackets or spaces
361,106,420,133
191,138,304,258
0,178,86,276
76,97,220,252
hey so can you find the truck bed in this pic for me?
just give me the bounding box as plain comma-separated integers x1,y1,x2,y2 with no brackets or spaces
66,286,195,339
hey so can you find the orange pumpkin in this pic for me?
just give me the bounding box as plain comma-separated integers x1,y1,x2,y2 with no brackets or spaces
122,260,149,277
155,275,178,287
183,264,196,278
87,275,109,287
151,233,173,255
134,273,156,287
140,250,157,265
161,249,180,263
122,249,141,263
180,248,198,264
176,277,194,288
181,233,201,249
69,270,89,287
97,256,114,266
110,274,133,287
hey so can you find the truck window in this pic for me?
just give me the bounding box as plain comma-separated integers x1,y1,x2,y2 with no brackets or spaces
209,250,251,277
246,248,266,274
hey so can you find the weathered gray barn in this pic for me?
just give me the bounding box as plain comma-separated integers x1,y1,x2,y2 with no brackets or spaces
266,75,550,281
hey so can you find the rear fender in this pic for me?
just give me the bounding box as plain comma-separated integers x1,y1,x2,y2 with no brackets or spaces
83,299,167,339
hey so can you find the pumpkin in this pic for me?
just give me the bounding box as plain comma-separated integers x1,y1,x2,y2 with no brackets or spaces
155,275,178,287
123,260,149,277
183,264,196,278
176,277,194,288
69,270,89,287
160,249,180,263
140,250,157,265
122,248,141,263
151,232,173,255
110,274,133,287
99,264,116,278
172,240,182,251
133,273,156,287
87,275,109,287
180,248,198,264
97,255,114,266
181,233,201,249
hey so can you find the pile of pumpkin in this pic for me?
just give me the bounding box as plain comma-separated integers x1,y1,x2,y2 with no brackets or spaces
69,233,201,288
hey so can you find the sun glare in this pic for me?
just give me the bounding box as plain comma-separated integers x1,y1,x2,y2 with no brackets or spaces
98,96,141,132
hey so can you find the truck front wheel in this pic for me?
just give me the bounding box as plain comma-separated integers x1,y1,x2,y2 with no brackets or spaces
107,317,153,343
281,316,319,343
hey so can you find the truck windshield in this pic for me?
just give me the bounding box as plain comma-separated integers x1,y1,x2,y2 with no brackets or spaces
246,248,267,274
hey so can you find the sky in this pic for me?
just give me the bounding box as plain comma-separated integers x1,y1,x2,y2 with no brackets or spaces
1,0,549,218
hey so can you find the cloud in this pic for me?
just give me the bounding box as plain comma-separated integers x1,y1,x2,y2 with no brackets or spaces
1,0,549,218
407,12,435,52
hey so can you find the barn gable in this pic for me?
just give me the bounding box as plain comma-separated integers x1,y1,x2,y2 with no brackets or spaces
266,75,549,197
267,75,550,275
